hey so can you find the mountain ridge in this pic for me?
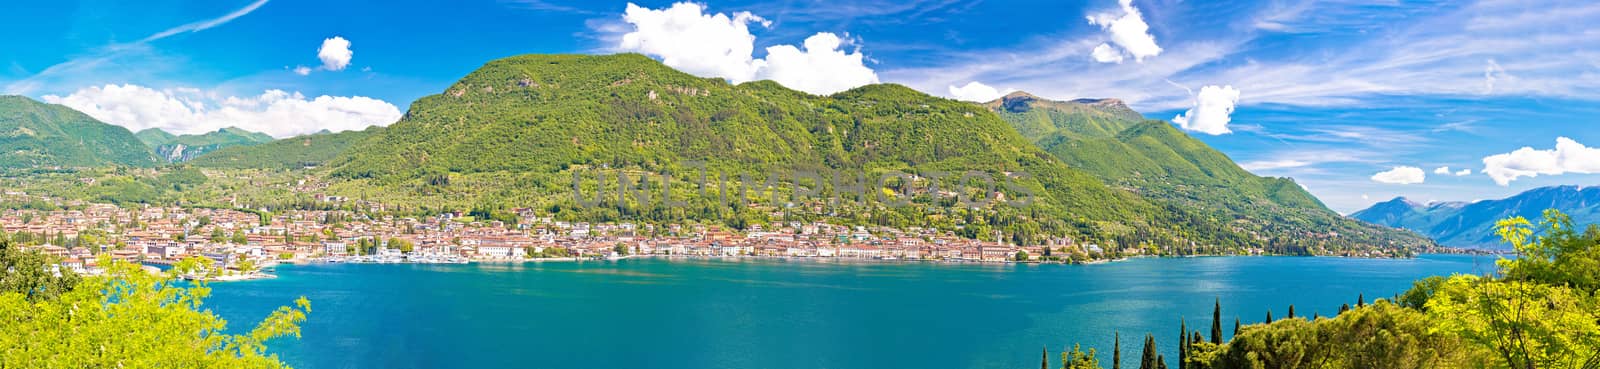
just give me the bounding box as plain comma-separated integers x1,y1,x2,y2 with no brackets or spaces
1351,185,1600,248
0,95,156,168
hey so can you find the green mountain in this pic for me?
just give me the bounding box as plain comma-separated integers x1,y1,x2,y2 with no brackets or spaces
189,127,382,169
135,127,275,162
0,95,157,168
986,92,1434,254
311,53,1276,248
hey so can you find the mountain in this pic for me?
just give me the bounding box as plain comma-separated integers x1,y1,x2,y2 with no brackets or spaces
291,52,1360,252
135,127,275,162
0,95,157,168
189,127,382,169
985,91,1433,254
1351,185,1600,248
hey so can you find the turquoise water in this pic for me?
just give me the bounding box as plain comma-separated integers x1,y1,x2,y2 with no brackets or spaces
205,255,1489,369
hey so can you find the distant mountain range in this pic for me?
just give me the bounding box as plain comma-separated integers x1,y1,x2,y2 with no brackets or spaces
135,127,274,162
1350,185,1600,248
188,127,382,169
0,95,156,168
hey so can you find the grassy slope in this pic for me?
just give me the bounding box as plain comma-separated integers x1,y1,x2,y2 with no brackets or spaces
0,95,156,168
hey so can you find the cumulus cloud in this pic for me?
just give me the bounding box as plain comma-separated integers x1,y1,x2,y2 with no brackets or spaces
292,66,312,76
617,2,878,95
1171,85,1239,135
1482,137,1600,185
1433,166,1472,176
1090,43,1125,64
761,33,880,95
1372,166,1426,184
42,84,401,138
318,36,353,71
1086,0,1162,63
619,2,765,81
947,81,1014,102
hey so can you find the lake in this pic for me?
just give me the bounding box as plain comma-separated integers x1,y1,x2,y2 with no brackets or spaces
204,255,1490,369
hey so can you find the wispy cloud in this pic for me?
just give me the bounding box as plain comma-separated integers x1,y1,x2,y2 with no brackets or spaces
4,0,270,95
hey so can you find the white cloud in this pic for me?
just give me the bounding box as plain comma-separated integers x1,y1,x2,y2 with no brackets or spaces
1372,166,1426,184
1434,166,1472,176
1091,43,1124,64
293,66,312,76
616,2,878,95
619,2,766,82
760,33,880,95
42,84,401,138
318,36,353,71
1086,0,1162,63
1482,137,1600,185
947,81,1013,102
1171,85,1239,135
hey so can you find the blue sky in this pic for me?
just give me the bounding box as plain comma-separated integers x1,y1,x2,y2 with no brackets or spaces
2,0,1598,213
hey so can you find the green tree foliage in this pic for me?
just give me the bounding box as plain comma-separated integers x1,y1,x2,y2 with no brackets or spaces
0,95,158,168
1063,343,1102,369
0,256,311,368
1140,333,1159,369
987,92,1433,256
0,239,80,301
1423,210,1600,369
1212,299,1224,344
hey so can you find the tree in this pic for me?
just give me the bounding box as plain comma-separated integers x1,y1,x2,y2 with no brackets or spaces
1178,319,1188,369
1425,211,1600,369
1210,298,1223,344
1113,332,1121,369
0,240,80,301
1287,304,1295,319
388,237,415,253
1232,318,1240,337
1139,334,1158,369
0,256,311,368
1064,344,1100,369
1042,346,1050,369
1015,250,1029,261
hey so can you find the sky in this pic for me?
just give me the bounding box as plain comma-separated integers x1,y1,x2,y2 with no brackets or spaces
2,0,1598,213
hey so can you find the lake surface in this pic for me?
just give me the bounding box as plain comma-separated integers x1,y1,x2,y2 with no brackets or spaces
204,255,1490,369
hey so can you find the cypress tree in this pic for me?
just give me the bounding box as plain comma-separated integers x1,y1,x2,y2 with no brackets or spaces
1178,319,1187,369
1287,304,1296,319
1156,355,1168,369
1340,303,1350,314
1140,333,1158,369
1114,332,1122,369
1233,317,1241,337
1358,293,1365,307
1265,310,1273,323
1210,298,1223,344
1042,346,1049,369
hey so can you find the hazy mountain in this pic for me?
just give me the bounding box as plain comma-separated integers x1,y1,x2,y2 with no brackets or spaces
135,127,275,162
189,127,383,169
1351,185,1600,248
0,95,157,168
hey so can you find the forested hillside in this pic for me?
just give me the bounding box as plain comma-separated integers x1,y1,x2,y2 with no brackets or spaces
986,92,1432,254
0,96,156,168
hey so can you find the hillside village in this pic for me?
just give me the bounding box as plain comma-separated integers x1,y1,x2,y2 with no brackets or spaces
2,189,1192,278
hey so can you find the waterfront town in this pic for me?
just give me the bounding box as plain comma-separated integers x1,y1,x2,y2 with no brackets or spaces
0,186,1217,278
